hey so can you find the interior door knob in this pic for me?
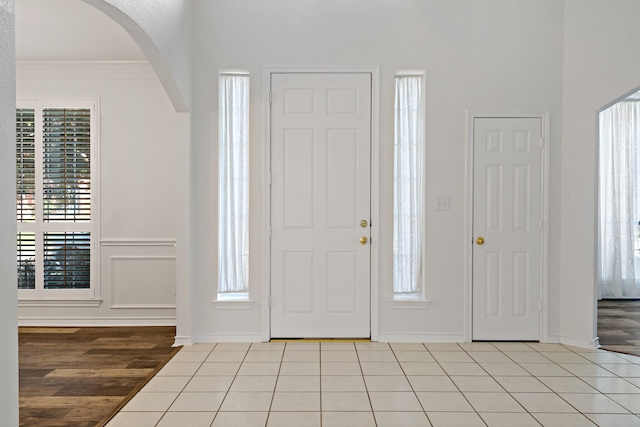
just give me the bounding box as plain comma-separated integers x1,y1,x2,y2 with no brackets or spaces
360,236,368,245
476,237,485,245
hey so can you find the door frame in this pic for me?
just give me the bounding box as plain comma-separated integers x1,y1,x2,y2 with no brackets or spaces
464,111,550,343
261,66,381,341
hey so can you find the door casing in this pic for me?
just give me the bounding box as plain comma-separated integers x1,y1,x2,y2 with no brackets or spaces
464,111,550,343
261,67,381,342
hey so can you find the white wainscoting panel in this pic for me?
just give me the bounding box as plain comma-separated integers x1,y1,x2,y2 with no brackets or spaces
110,255,176,309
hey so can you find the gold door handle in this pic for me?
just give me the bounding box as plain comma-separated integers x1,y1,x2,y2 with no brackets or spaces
360,236,368,245
476,237,485,245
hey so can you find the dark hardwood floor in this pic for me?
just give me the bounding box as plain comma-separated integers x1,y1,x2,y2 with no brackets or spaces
19,326,178,427
598,299,640,356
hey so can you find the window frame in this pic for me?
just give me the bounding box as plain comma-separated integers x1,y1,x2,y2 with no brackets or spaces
392,71,427,300
216,71,250,301
17,98,100,305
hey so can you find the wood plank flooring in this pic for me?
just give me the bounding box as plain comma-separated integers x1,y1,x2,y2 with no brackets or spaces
598,299,640,356
19,326,178,427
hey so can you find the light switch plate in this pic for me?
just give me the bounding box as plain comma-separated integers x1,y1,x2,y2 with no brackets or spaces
436,196,449,211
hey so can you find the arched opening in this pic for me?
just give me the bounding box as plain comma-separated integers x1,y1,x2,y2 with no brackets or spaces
597,87,640,355
14,0,190,424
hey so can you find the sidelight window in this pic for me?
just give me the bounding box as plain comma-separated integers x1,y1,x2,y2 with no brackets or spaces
393,72,425,297
218,71,250,298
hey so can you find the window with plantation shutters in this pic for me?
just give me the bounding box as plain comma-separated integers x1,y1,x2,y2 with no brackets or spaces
16,99,98,300
43,108,92,223
17,109,35,224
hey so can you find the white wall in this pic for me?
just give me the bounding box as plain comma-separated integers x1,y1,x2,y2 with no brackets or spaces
0,0,19,423
11,0,638,348
16,61,182,325
559,0,640,347
84,0,192,112
186,0,565,342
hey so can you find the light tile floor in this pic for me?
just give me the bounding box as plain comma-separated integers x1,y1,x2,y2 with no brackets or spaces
105,341,640,427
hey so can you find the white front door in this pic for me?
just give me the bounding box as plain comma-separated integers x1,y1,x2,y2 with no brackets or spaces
472,117,542,341
270,73,371,338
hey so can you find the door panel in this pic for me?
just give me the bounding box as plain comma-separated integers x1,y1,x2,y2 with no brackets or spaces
473,117,541,341
270,73,371,338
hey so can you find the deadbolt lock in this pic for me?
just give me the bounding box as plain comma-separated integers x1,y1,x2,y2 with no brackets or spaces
360,219,368,228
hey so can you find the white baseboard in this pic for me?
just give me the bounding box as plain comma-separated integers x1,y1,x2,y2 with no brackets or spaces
192,332,265,343
376,333,466,343
547,334,599,350
173,335,193,347
18,316,176,327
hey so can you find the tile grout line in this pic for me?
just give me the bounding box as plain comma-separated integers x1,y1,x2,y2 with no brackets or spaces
154,342,219,427
354,341,378,427
263,341,286,427
208,343,249,426
110,341,640,427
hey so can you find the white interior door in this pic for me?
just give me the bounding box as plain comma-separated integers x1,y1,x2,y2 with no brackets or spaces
270,73,371,338
473,117,542,341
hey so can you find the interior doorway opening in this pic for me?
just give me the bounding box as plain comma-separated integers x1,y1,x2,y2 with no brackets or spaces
597,87,640,356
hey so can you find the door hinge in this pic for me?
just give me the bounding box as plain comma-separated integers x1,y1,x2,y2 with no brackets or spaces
268,295,272,308
268,226,272,239
268,172,272,185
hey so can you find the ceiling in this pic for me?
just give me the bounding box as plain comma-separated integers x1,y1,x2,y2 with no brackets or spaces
16,0,146,61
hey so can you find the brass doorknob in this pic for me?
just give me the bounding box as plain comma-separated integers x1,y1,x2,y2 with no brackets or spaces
360,236,368,245
476,237,485,245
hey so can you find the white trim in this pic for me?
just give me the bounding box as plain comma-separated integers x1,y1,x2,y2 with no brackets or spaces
193,332,265,343
212,300,256,310
219,69,250,77
173,336,193,347
111,304,176,309
464,111,550,343
18,299,102,307
262,66,381,342
18,316,176,327
17,60,157,80
388,299,431,310
547,335,600,350
101,239,176,247
377,333,465,343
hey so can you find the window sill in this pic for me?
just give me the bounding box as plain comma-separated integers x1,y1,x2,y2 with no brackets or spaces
18,299,102,308
388,298,431,310
212,299,255,310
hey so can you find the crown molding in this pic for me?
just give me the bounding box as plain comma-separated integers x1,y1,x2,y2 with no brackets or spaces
17,60,156,80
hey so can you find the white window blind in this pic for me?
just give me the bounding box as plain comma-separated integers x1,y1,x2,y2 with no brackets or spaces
43,232,91,289
393,73,425,296
17,232,36,290
16,101,96,298
43,108,92,223
17,108,36,224
218,72,250,296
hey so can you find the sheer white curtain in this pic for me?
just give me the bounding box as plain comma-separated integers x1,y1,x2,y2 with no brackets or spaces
218,73,250,295
393,75,424,295
599,100,640,298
